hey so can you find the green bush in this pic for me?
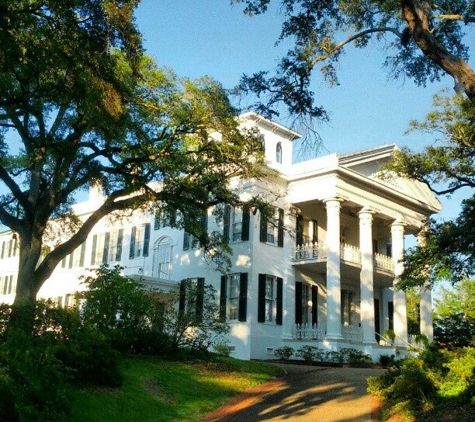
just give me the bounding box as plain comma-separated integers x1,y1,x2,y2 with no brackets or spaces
274,346,294,360
339,348,372,366
296,345,320,362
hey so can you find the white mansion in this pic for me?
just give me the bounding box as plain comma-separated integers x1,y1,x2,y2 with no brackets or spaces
0,113,441,361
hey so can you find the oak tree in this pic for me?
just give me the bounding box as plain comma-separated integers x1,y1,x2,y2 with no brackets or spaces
0,0,266,329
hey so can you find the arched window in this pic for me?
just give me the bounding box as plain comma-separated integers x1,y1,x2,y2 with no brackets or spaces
152,236,173,279
276,142,282,163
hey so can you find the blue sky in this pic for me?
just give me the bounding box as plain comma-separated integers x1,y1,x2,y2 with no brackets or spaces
134,0,471,221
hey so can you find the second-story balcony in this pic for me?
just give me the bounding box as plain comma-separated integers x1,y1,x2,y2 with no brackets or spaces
291,242,394,274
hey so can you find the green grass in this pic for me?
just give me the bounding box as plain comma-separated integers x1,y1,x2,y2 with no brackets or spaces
71,355,283,422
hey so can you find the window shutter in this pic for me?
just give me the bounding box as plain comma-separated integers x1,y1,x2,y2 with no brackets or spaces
258,274,266,323
183,231,190,250
196,278,205,322
219,276,227,320
296,214,304,246
103,232,110,264
0,241,4,259
276,277,283,325
295,281,303,325
238,273,248,322
116,229,123,261
241,207,250,241
129,227,136,259
79,242,86,267
68,253,74,269
277,208,284,247
154,210,160,230
259,211,267,243
91,234,97,265
223,205,230,244
179,279,186,316
312,285,318,325
312,220,318,243
143,223,151,257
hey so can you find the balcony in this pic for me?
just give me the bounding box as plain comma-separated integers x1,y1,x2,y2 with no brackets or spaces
291,323,363,343
291,242,394,273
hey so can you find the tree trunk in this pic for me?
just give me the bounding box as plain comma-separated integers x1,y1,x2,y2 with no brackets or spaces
403,0,475,105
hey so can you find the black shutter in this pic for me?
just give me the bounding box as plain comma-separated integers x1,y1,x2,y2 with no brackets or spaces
220,276,227,320
223,205,230,244
129,227,136,259
295,281,303,324
179,280,186,316
68,252,74,269
258,274,266,323
296,214,304,246
91,234,97,265
154,210,160,230
312,220,318,243
143,223,151,257
276,277,283,325
183,231,190,250
277,208,284,247
238,272,248,322
79,242,86,267
196,278,205,322
311,285,318,325
102,232,110,264
260,211,267,243
116,229,123,261
242,207,250,241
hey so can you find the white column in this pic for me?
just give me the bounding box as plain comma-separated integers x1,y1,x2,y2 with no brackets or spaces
417,230,434,342
359,207,376,344
324,197,343,340
391,219,408,346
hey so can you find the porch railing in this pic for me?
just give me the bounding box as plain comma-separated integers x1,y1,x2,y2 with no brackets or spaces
291,324,362,342
292,242,393,273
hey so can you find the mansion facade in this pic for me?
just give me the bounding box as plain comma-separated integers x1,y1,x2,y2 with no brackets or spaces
0,113,441,361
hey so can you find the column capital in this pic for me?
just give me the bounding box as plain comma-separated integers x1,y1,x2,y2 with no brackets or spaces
358,206,376,215
323,196,344,205
391,218,406,228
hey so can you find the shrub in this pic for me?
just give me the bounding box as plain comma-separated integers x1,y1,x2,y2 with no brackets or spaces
274,346,294,360
339,348,372,366
296,345,320,362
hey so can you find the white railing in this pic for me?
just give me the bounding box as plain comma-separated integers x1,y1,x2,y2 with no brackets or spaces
292,323,325,340
292,241,327,261
340,243,361,265
374,252,394,272
342,325,363,342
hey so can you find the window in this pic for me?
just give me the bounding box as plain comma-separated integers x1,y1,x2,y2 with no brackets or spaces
258,274,283,324
152,237,173,279
223,206,250,243
341,289,355,326
154,209,175,230
91,229,123,265
0,275,14,295
296,216,318,246
129,223,151,259
183,211,207,250
260,207,284,247
276,142,282,163
0,236,18,259
63,242,86,268
179,278,205,321
220,273,248,322
295,281,318,325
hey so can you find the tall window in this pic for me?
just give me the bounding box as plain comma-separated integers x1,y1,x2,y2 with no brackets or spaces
276,142,282,163
220,273,248,322
129,223,151,259
295,281,318,325
91,229,123,265
62,242,86,268
153,236,173,279
183,211,208,250
260,207,284,247
179,278,205,321
258,274,283,324
341,289,354,326
223,206,250,243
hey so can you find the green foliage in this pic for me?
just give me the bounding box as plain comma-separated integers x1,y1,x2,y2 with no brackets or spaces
368,346,475,419
233,1,474,120
295,345,320,362
274,346,294,360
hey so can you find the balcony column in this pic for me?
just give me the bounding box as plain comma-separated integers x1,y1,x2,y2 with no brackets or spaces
391,219,408,347
359,207,377,344
418,229,434,342
324,197,343,340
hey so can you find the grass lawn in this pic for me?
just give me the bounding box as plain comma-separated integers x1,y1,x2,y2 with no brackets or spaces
71,355,283,422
